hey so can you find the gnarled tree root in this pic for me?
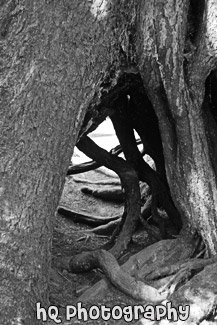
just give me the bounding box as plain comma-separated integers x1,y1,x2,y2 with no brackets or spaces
70,249,167,303
75,235,200,304
76,135,141,257
110,107,182,234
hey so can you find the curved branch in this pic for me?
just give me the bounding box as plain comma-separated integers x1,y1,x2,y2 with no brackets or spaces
67,139,142,176
110,110,182,233
76,135,141,257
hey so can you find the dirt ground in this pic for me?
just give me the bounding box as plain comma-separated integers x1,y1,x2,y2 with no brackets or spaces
50,167,149,325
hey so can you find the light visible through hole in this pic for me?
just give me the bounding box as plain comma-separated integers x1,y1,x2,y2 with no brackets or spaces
72,118,118,165
72,118,154,169
90,0,108,20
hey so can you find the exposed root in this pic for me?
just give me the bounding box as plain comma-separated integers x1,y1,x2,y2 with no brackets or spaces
151,190,166,238
103,211,127,248
141,195,152,219
139,196,162,241
67,160,100,175
80,180,149,204
158,268,193,296
75,235,201,303
76,136,141,258
70,249,168,303
110,109,182,235
98,250,167,303
138,233,202,280
146,255,217,281
58,205,120,226
84,218,121,235
69,250,99,273
81,186,124,202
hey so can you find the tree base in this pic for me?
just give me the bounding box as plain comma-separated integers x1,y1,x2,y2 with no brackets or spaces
72,233,204,304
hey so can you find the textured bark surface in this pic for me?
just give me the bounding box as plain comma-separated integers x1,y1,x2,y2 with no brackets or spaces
136,0,217,254
2,0,217,323
0,1,133,324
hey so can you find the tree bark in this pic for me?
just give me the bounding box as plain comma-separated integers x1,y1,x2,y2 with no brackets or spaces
2,0,217,322
136,0,217,254
0,1,130,323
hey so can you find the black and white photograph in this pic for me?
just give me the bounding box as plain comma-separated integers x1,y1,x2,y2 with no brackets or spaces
1,1,217,324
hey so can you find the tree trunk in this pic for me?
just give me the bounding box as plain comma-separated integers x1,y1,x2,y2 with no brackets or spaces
0,1,129,323
3,0,217,322
136,0,217,254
